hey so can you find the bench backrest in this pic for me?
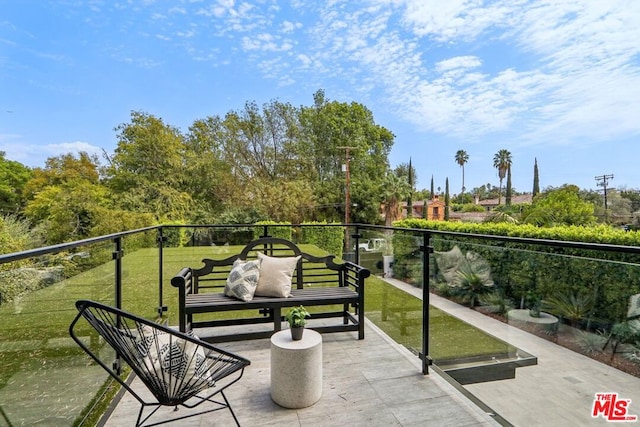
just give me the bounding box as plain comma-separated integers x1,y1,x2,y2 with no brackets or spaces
189,237,345,294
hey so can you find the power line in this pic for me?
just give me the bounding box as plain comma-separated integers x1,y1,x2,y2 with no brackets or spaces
595,174,614,210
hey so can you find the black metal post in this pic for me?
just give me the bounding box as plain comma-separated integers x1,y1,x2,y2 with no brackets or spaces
353,225,361,265
157,227,168,317
421,230,433,374
113,236,124,375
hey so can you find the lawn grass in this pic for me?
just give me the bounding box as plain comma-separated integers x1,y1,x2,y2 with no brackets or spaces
0,242,513,424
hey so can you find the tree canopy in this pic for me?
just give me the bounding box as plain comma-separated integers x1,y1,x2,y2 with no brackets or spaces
522,185,596,227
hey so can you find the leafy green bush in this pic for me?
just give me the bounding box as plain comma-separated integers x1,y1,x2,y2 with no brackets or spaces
394,219,640,325
300,222,343,258
253,221,292,240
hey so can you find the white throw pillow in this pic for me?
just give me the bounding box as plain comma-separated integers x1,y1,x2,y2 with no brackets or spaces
254,252,301,298
224,259,261,302
135,326,214,399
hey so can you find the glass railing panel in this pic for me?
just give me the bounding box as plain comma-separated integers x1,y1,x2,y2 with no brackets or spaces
429,233,640,385
0,239,117,426
120,229,161,319
354,228,393,277
362,228,426,356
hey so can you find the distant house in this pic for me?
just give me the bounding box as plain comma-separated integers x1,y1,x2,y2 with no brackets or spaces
400,195,446,220
475,193,534,211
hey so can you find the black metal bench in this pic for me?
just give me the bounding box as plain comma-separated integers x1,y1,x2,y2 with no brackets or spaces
171,237,370,342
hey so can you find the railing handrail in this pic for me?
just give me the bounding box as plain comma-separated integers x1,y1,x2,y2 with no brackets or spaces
0,225,159,264
2,223,639,265
354,223,640,255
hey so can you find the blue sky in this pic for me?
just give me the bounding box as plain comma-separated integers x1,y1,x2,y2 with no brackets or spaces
2,0,639,195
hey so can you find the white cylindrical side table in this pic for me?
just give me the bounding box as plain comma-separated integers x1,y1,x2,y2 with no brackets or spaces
270,329,322,409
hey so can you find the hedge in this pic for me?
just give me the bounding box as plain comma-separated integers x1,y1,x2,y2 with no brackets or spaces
393,219,640,325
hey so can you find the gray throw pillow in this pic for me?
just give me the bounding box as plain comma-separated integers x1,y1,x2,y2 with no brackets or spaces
224,259,261,302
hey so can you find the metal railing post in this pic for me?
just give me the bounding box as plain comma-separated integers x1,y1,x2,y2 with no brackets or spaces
113,236,123,311
157,227,168,317
112,236,124,375
353,225,361,265
421,230,433,374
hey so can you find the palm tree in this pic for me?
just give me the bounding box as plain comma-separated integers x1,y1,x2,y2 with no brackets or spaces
454,150,469,194
493,149,512,205
381,172,411,226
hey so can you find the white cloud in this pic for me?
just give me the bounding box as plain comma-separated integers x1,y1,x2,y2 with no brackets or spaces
435,56,482,74
241,32,293,52
0,138,102,168
45,141,103,156
308,0,640,146
398,0,512,42
281,20,302,33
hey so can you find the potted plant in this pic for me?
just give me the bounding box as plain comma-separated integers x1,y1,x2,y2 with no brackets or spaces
284,305,310,340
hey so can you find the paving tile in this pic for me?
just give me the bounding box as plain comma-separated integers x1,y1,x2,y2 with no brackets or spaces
103,322,499,427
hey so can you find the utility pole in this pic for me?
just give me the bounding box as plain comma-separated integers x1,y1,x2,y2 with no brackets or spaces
595,174,614,210
338,146,356,252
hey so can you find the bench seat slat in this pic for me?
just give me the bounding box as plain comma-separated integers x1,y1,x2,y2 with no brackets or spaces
186,287,358,313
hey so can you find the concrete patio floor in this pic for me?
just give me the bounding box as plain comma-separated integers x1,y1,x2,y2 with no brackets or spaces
388,279,640,427
103,320,501,427
101,280,640,426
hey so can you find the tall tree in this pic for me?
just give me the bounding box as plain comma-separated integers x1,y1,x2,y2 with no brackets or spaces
381,172,411,226
105,111,193,220
407,158,414,217
184,115,237,216
454,149,469,194
493,149,512,205
298,90,394,224
533,158,540,197
0,152,32,214
444,177,450,220
505,166,512,206
430,175,434,199
23,153,114,244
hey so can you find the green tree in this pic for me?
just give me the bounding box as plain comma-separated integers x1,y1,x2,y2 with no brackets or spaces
22,153,113,244
444,177,450,220
0,152,31,215
532,158,540,197
395,160,416,218
583,189,632,225
455,149,469,194
184,116,237,217
619,187,640,213
522,185,597,227
25,179,111,243
505,166,512,206
0,215,42,256
493,149,512,205
381,172,411,226
23,152,98,200
298,90,394,224
105,111,193,220
430,175,434,199
407,158,413,218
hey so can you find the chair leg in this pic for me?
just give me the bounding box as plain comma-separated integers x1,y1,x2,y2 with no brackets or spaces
221,390,241,427
136,403,162,427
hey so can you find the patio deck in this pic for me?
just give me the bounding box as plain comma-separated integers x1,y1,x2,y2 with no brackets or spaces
103,321,501,427
387,279,640,426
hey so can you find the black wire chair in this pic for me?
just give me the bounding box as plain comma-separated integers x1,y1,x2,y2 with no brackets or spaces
69,300,250,426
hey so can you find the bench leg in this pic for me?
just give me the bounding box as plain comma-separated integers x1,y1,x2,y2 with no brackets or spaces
358,304,365,340
273,307,282,332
